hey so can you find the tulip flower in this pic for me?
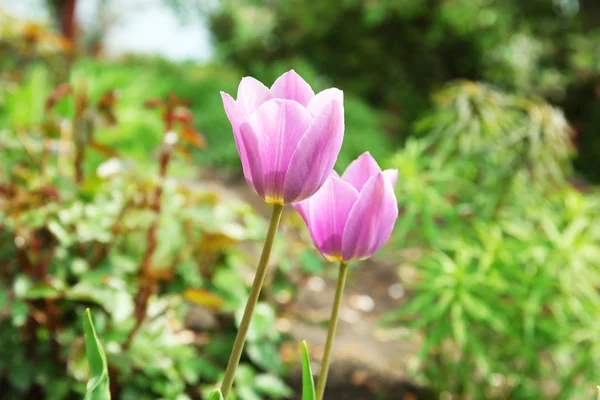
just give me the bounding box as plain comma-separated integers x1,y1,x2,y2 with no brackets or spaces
294,151,398,263
219,70,345,399
221,69,344,205
293,152,398,400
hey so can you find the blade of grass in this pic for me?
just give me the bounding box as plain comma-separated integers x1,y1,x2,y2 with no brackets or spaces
301,341,316,400
83,309,111,400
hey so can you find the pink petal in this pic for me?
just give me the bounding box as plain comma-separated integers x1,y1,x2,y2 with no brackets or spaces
382,169,398,188
292,198,312,231
237,77,273,116
341,152,382,191
292,168,345,231
306,177,359,261
247,98,312,203
342,173,398,262
283,99,344,203
270,70,315,106
238,121,266,198
307,88,343,117
221,92,253,184
221,91,247,130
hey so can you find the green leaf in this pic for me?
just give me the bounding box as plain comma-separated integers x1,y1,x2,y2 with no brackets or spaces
236,302,278,342
69,280,134,323
208,389,224,400
450,303,466,347
11,301,29,327
301,341,316,400
0,288,7,310
254,374,292,398
83,309,111,400
298,250,325,274
48,220,74,245
8,357,34,391
237,387,261,400
246,342,284,373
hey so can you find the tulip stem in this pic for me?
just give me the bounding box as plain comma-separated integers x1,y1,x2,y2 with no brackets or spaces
315,261,349,400
220,203,284,399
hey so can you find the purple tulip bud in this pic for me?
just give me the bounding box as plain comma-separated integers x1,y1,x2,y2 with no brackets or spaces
293,152,398,262
221,70,345,205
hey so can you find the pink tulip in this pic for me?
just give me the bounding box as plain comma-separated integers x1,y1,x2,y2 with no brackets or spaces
221,70,344,205
293,152,398,262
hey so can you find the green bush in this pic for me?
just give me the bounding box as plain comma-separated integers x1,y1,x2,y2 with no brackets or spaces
209,0,600,182
383,82,600,399
0,62,294,399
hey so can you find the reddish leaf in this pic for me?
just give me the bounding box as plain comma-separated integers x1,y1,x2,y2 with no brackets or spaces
180,125,207,150
89,140,118,158
45,83,72,112
144,98,164,109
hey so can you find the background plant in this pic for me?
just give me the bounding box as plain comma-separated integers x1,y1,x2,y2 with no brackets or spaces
383,82,600,399
0,36,299,398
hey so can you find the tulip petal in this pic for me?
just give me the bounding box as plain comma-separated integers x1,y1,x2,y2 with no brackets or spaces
306,177,359,261
221,91,247,130
221,92,254,184
341,152,382,191
247,99,312,203
238,122,266,198
292,171,342,224
237,77,273,116
293,198,312,230
382,169,398,188
270,70,315,107
307,88,343,117
283,99,344,203
342,173,398,261
292,170,344,232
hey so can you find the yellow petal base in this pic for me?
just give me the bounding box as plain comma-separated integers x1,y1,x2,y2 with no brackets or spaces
265,195,285,205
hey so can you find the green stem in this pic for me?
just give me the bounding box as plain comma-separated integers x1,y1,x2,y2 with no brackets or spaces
220,203,284,399
315,261,349,400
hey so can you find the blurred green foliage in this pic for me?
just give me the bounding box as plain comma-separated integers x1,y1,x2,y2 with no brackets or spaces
209,0,600,181
383,82,600,399
0,18,308,398
62,58,386,174
2,3,600,400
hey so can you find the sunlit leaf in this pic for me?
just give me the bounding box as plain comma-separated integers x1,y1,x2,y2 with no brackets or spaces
208,389,224,400
10,301,29,327
198,233,238,253
247,342,284,373
183,288,224,310
450,303,466,347
236,302,278,342
254,374,292,398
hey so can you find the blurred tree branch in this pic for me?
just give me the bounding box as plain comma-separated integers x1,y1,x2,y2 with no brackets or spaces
47,0,77,43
